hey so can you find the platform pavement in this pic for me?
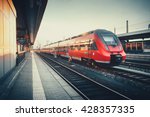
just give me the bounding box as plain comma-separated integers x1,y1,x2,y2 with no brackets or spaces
0,52,83,100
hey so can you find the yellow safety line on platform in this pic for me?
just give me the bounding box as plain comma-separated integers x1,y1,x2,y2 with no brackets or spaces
32,52,46,100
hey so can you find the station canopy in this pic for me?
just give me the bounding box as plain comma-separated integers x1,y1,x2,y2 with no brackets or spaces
118,29,150,41
13,0,48,45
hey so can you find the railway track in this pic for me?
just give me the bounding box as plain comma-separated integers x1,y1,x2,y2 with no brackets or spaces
126,54,150,65
110,66,150,85
88,62,150,85
69,57,150,85
80,62,150,85
120,61,150,72
70,57,150,85
126,54,150,59
126,59,150,65
37,52,130,100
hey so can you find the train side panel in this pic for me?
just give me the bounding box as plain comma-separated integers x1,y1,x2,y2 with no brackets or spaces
40,29,126,65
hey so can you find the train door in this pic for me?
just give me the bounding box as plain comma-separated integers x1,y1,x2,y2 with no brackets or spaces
88,40,92,59
87,40,97,66
83,41,91,59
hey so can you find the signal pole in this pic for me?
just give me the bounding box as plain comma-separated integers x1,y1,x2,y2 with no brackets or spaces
114,27,116,34
126,20,129,33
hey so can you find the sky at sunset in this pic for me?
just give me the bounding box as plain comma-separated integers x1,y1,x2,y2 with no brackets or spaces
34,0,150,48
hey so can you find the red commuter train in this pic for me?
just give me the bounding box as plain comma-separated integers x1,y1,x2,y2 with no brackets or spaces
41,29,126,65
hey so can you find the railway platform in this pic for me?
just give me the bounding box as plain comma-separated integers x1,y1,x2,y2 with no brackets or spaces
0,52,83,100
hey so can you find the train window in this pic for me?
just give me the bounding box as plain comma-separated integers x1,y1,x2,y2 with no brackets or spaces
70,46,78,50
85,45,88,50
79,44,89,50
73,46,76,50
62,47,65,52
74,46,78,50
78,46,81,50
65,47,69,52
70,46,74,50
71,46,74,50
80,45,85,50
63,47,67,52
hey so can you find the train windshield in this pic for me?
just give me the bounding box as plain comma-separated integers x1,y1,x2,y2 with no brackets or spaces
96,30,120,46
102,34,118,46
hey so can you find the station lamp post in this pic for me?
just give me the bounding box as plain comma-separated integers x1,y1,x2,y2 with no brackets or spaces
126,20,129,33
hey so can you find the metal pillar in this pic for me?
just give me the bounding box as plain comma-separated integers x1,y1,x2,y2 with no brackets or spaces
126,20,129,33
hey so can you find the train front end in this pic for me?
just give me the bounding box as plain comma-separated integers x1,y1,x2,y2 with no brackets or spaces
95,30,126,65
